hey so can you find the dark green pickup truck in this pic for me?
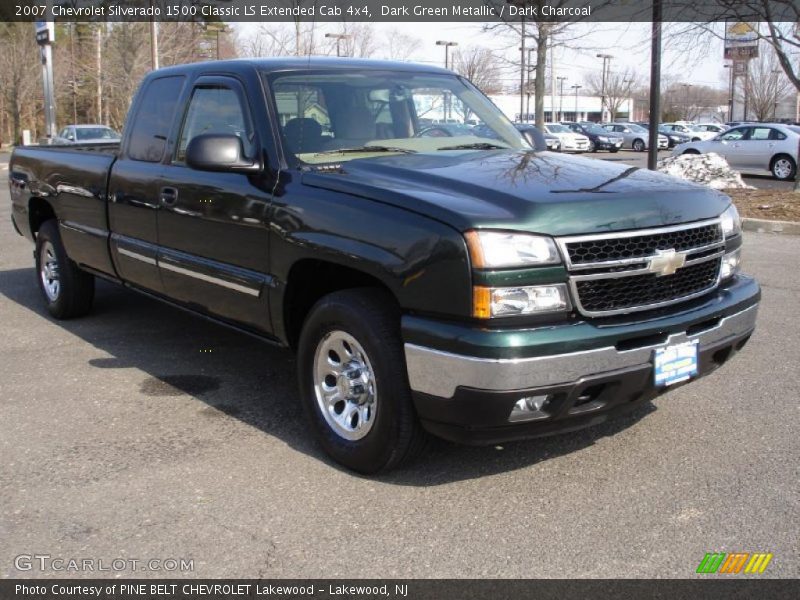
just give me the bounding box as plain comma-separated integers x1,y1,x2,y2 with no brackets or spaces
9,58,759,473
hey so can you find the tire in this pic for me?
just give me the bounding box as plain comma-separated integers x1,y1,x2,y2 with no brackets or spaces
589,141,596,153
771,154,796,181
296,288,426,474
609,147,619,154
682,149,700,155
35,220,94,319
632,139,645,152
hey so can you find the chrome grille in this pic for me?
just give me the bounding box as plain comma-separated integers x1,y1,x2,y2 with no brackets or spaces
557,219,724,317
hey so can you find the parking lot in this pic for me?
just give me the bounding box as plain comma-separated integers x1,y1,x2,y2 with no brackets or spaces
1,151,798,579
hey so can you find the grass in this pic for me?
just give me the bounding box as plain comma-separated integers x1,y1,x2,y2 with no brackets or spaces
726,188,800,222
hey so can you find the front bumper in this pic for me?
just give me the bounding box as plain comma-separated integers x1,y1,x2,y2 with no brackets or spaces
595,140,623,151
403,276,760,444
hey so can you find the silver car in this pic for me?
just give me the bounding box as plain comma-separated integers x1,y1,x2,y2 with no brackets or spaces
603,123,668,151
673,123,800,180
55,124,121,145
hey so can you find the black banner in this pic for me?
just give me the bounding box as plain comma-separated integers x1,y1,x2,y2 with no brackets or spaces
2,579,799,600
2,0,799,23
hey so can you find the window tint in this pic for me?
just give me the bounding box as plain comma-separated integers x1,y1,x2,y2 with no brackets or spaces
749,127,772,140
127,76,185,162
770,129,787,140
176,86,253,162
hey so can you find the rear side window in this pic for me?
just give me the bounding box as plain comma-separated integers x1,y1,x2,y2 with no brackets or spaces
749,127,772,140
127,76,185,162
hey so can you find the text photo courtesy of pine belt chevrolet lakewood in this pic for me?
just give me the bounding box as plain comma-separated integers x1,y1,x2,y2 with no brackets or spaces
9,58,760,474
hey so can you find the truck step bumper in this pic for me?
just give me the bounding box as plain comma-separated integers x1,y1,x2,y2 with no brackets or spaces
405,301,758,445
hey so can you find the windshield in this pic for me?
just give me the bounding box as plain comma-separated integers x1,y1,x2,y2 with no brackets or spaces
266,71,528,164
583,125,608,135
546,124,570,133
76,127,118,140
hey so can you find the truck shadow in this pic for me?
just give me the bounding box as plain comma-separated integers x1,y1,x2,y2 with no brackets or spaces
0,267,655,486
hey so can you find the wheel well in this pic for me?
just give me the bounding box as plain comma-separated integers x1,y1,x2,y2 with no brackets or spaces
28,198,56,237
283,259,395,351
683,149,700,155
692,137,701,142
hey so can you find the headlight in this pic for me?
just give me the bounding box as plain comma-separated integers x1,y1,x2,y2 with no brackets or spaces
465,231,560,268
720,248,741,281
473,284,570,318
720,204,742,238
598,136,609,142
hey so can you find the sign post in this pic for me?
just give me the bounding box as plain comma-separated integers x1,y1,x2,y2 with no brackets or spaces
35,16,57,142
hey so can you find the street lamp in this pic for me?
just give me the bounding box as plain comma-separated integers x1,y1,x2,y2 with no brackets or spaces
680,83,692,120
507,0,527,122
724,63,734,121
571,84,582,121
557,76,567,122
436,41,458,121
597,53,613,121
326,33,350,57
206,23,228,60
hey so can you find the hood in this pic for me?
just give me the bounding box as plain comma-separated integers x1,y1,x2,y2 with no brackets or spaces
302,150,730,236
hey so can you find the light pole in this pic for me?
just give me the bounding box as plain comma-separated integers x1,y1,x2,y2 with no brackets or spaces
571,84,582,121
519,46,535,121
326,33,350,57
724,63,734,121
681,83,692,120
597,53,613,121
206,23,228,60
436,41,458,121
557,76,567,122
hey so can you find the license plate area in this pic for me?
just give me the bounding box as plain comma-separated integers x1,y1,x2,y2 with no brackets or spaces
654,340,699,387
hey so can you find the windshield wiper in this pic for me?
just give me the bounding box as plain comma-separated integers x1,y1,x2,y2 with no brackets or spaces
436,142,509,151
312,145,417,156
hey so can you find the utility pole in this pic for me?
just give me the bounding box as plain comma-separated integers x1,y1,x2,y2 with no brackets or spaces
597,53,613,122
96,24,103,124
326,33,350,57
743,61,749,120
557,76,567,121
724,63,733,121
149,20,159,69
34,16,57,142
647,0,662,171
436,41,458,121
571,84,582,121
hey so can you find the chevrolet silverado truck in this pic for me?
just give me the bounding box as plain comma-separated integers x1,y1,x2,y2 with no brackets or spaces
8,58,760,473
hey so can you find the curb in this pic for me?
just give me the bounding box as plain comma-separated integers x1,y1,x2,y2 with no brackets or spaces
743,218,800,235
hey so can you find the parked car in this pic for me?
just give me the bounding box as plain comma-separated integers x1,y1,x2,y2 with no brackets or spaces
9,58,759,473
694,123,728,134
725,121,756,128
661,122,718,141
673,123,800,180
657,125,692,148
512,124,560,151
561,121,624,152
543,123,590,152
602,123,669,151
55,124,121,145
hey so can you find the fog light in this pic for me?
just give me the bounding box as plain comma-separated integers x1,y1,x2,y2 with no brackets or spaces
721,248,741,281
509,395,551,422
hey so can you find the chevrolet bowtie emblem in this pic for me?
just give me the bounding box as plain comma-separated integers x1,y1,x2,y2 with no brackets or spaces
648,248,687,276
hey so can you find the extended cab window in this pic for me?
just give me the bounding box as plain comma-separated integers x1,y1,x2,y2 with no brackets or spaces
266,71,527,164
176,85,254,163
127,76,185,162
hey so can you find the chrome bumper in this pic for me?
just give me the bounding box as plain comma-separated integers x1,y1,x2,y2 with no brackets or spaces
404,304,758,399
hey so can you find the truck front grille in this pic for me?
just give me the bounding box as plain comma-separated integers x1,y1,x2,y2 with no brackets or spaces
557,220,724,317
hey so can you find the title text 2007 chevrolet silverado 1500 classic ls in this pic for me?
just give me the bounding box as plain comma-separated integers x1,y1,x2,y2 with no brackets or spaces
9,58,760,473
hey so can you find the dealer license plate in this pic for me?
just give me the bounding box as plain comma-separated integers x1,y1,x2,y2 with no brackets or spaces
654,340,699,387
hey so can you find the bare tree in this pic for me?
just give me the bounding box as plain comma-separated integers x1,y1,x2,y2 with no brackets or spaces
382,29,420,61
0,23,41,143
743,49,794,121
585,67,641,121
452,46,503,95
661,83,726,122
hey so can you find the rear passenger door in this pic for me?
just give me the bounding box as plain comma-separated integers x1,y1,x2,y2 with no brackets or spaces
108,75,186,293
158,76,274,332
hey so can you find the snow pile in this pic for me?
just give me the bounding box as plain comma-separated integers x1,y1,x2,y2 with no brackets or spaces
657,152,754,190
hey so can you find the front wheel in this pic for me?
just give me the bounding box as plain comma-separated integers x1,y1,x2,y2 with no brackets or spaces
35,220,94,319
771,155,796,181
632,139,645,152
297,288,426,473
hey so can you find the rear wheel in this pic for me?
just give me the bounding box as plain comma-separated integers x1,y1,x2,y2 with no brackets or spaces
632,138,645,152
35,220,94,319
297,288,426,473
771,155,796,181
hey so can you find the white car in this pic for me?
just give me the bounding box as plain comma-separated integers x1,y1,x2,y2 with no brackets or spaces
695,123,729,134
544,123,590,153
661,122,718,142
672,123,800,180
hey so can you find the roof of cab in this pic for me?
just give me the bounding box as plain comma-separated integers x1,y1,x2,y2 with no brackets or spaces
148,56,452,78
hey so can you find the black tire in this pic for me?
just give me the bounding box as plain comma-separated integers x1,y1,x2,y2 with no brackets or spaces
682,149,700,155
770,154,797,181
297,288,426,474
632,139,645,152
35,220,94,319
589,141,596,153
609,147,619,153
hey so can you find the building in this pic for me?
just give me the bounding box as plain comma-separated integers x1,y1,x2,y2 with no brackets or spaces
488,94,635,123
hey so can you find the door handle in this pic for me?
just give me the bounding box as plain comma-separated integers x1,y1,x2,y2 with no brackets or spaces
160,187,178,207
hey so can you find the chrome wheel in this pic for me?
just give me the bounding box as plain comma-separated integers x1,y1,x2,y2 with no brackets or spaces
40,241,61,302
773,158,794,180
313,330,377,441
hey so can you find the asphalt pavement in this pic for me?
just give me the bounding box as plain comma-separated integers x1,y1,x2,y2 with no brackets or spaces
1,152,798,578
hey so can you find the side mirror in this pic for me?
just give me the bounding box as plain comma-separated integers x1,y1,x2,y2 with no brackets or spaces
521,128,547,151
185,133,260,173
